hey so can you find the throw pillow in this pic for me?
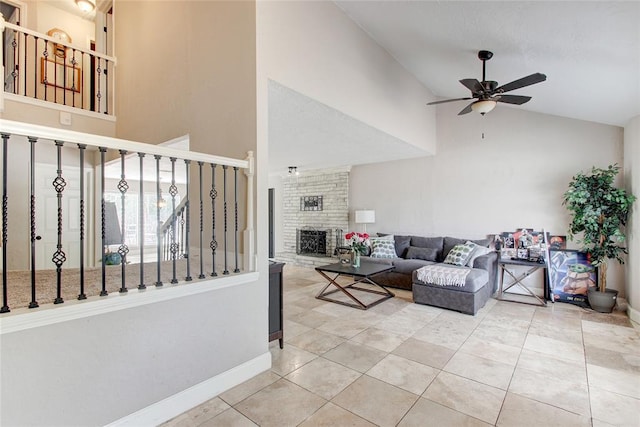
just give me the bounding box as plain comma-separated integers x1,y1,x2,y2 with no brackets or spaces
465,242,492,267
361,234,392,256
443,236,490,261
405,246,438,261
370,240,397,259
443,242,476,266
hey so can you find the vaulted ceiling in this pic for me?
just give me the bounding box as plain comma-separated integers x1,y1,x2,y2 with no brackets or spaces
336,1,639,127
268,1,639,174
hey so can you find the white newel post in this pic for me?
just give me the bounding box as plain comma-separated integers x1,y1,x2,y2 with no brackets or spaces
0,13,5,113
243,151,255,271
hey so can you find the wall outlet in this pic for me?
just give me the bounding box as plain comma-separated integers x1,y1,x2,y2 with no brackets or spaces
60,112,72,126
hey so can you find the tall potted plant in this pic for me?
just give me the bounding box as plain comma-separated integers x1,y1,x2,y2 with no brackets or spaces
563,164,636,313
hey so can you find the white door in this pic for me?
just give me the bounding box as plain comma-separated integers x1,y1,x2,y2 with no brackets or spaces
34,163,92,270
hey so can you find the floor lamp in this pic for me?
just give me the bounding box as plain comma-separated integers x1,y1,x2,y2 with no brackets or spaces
355,210,375,233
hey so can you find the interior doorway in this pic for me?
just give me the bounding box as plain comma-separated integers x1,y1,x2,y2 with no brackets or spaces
34,163,94,270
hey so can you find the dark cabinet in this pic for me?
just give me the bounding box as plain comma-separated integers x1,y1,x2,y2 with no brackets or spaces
269,261,285,348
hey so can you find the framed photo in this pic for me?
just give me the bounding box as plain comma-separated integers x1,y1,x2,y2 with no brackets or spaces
547,249,597,306
500,232,515,249
547,235,567,250
41,57,81,93
300,195,323,211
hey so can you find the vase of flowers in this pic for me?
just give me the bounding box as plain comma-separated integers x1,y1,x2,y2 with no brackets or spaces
345,231,369,268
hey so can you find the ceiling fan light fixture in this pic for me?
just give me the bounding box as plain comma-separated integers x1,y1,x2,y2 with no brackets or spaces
75,0,95,13
471,100,497,115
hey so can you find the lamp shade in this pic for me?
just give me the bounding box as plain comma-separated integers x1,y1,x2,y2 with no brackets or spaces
471,100,497,115
355,210,375,224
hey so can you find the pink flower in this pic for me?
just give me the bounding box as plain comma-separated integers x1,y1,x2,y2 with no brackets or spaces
345,231,369,254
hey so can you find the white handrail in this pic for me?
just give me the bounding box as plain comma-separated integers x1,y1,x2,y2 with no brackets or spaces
3,20,117,64
0,119,249,169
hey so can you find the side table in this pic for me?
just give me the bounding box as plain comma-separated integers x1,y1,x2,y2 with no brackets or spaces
498,258,548,306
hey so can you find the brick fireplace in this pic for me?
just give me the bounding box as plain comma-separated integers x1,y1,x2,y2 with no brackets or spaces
276,170,349,267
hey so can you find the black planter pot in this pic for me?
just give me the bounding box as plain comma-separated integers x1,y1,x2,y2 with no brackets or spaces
588,288,618,313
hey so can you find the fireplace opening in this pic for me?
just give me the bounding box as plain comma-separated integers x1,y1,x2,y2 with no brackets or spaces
296,228,330,257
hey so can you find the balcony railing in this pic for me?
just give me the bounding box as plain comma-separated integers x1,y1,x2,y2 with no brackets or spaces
1,17,115,116
0,119,255,313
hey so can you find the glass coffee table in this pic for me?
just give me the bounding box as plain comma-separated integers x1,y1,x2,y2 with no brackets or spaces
315,261,395,310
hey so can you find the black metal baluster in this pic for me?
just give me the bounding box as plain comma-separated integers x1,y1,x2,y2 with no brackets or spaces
233,167,240,273
33,37,38,98
222,165,229,275
184,160,192,281
169,157,178,284
10,32,17,94
78,144,87,300
96,58,102,113
198,162,205,279
43,41,48,101
28,137,38,308
71,50,77,108
138,153,146,290
80,52,84,110
22,32,27,96
52,141,67,304
210,164,217,277
99,147,108,296
1,134,10,313
154,155,162,287
63,55,67,106
117,150,129,293
105,60,109,114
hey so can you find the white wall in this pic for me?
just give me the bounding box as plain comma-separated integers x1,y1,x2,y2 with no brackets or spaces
350,103,626,292
0,277,266,426
257,0,437,155
36,1,95,50
624,115,640,321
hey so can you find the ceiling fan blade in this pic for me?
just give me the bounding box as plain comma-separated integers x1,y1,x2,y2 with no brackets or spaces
495,73,547,94
427,97,473,106
495,94,532,105
458,102,474,115
459,79,484,95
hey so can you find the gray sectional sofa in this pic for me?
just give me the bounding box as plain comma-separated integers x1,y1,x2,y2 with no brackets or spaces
363,235,498,315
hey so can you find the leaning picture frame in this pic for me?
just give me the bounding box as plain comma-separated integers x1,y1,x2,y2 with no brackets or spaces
547,249,597,306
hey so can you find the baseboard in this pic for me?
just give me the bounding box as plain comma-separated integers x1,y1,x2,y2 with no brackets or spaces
628,303,640,325
106,351,271,427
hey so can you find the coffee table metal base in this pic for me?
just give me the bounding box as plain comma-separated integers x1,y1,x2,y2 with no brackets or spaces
315,268,395,310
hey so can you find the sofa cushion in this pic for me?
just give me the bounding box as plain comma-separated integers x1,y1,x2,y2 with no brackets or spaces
443,242,476,266
466,243,492,267
412,267,489,293
394,235,412,258
443,236,490,260
406,246,439,262
410,236,444,260
392,258,435,274
370,240,397,259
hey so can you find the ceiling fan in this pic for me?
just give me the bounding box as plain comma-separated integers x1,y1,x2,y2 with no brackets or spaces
427,50,547,116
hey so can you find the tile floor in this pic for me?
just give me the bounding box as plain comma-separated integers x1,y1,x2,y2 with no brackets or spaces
164,265,640,427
